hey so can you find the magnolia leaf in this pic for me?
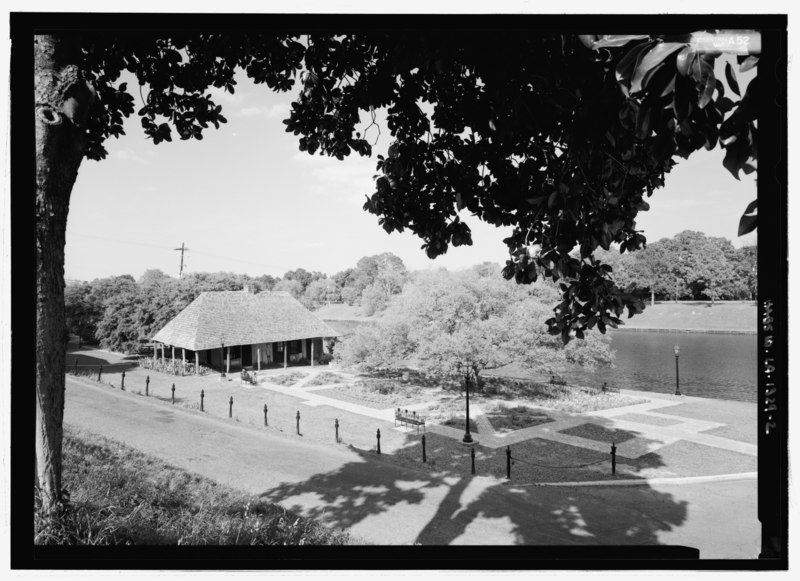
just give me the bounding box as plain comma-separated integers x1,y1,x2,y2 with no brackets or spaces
725,61,741,97
675,46,695,77
591,34,651,49
738,213,757,236
739,55,759,73
630,42,685,94
615,40,654,85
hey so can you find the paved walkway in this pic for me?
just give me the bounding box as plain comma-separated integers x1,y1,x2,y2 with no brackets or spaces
254,369,756,460
64,375,760,556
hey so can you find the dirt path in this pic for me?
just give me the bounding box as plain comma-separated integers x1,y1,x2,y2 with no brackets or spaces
64,375,759,556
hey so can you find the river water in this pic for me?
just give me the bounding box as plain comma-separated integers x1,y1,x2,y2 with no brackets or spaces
564,330,757,403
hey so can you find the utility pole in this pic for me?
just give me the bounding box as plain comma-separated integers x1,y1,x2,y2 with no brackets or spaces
174,242,189,279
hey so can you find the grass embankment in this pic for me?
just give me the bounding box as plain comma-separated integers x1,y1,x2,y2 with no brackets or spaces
620,301,756,332
34,426,353,546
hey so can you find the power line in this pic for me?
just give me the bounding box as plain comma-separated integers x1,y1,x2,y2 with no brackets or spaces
69,232,172,251
68,231,283,272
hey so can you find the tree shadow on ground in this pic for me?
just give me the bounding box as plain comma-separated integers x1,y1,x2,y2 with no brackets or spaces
258,432,688,547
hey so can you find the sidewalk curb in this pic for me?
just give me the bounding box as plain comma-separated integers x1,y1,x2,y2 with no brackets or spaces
519,472,758,488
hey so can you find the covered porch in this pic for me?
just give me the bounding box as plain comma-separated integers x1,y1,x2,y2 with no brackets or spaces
151,336,328,375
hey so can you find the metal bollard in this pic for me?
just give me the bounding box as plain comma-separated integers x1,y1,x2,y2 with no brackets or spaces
611,442,617,475
335,418,339,443
200,389,205,412
376,428,381,454
471,446,476,475
506,446,511,479
121,371,125,390
145,375,150,396
229,396,233,418
171,384,175,404
264,404,268,426
98,365,103,382
422,434,427,463
296,411,300,435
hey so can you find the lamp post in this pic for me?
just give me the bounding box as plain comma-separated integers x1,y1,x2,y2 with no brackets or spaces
673,344,682,396
463,373,474,444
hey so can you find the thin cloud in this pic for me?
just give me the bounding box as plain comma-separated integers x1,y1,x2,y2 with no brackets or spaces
114,148,150,164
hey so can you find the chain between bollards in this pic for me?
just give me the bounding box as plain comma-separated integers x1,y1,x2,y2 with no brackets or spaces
296,410,301,435
171,383,175,404
611,442,617,475
422,434,427,463
471,446,476,475
376,428,381,454
145,376,150,396
200,389,205,412
335,418,339,443
229,396,234,418
264,404,268,426
121,371,125,390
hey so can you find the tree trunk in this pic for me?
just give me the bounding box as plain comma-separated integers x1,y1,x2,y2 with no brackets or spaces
35,35,93,514
472,365,483,392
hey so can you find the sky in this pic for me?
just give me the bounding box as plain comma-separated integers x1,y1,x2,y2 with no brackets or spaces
63,43,758,283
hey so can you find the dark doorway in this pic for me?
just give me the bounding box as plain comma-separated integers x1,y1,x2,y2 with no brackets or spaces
242,345,252,367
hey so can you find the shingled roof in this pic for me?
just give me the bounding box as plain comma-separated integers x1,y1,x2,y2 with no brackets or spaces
151,291,340,351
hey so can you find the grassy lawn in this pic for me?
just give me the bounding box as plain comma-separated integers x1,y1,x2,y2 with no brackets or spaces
388,433,620,483
484,403,554,433
559,422,638,444
480,377,647,413
441,417,479,433
35,426,354,545
620,301,756,332
304,371,347,387
263,371,308,387
321,377,430,408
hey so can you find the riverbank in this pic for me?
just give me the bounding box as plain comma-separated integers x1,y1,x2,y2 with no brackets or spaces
619,301,756,334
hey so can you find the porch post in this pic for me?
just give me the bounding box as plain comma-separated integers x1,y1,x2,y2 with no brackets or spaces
195,351,199,375
153,342,157,361
182,348,186,367
311,340,315,367
171,345,175,362
283,341,287,369
226,347,231,374
301,339,307,360
161,344,165,360
257,347,261,371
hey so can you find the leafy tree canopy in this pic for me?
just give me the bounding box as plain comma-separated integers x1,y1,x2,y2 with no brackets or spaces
334,269,614,386
74,31,757,342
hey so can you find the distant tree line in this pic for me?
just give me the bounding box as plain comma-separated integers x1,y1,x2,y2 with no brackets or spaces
593,231,756,304
64,253,409,353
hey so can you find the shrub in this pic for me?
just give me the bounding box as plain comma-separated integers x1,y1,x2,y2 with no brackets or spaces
139,356,211,377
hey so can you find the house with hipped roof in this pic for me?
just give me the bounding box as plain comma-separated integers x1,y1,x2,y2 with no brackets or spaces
151,288,339,374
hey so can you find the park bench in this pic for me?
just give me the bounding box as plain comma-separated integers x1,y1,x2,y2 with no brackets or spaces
240,368,258,386
549,375,567,386
395,408,426,433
